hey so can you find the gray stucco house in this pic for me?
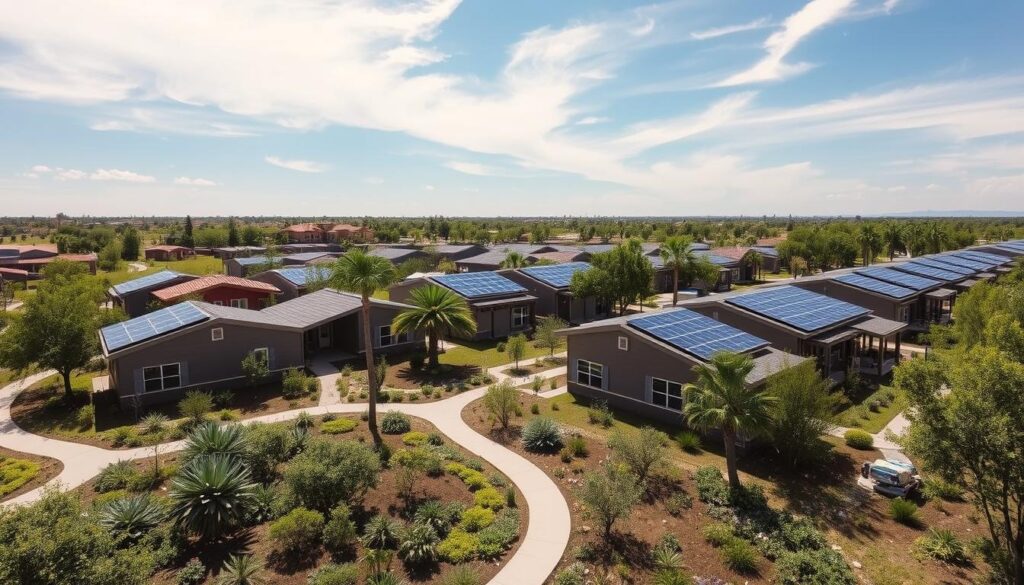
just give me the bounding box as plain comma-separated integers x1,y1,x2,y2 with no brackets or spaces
501,263,609,325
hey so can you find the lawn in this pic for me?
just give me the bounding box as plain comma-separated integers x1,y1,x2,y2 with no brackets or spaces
153,254,224,275
0,454,40,498
833,384,907,434
439,339,554,369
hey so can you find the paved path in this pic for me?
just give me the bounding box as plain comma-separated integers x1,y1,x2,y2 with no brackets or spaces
127,262,148,273
0,367,572,585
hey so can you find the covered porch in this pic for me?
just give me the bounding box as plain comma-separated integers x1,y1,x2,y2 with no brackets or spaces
909,287,955,330
806,328,859,387
850,316,908,377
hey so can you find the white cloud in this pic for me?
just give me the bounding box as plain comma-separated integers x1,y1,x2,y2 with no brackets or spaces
444,161,501,176
30,164,52,173
424,184,435,191
715,0,855,87
614,92,757,154
90,168,156,182
90,107,262,137
173,176,217,186
56,169,88,181
690,17,772,41
575,116,609,125
264,156,327,173
883,0,902,13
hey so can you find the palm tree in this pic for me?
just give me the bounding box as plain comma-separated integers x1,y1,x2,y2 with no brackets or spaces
925,222,947,254
659,236,694,305
683,352,776,489
747,251,764,282
216,555,266,585
169,454,256,539
882,221,904,261
500,251,527,268
856,224,882,266
391,285,476,368
330,249,398,447
904,223,924,257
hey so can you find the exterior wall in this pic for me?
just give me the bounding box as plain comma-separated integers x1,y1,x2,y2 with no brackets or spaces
109,321,304,407
501,271,558,316
454,261,499,273
284,230,324,243
688,302,803,354
192,286,276,310
388,278,426,304
250,272,301,301
145,249,192,261
306,308,425,356
792,279,908,323
114,276,196,317
469,302,534,340
435,245,487,261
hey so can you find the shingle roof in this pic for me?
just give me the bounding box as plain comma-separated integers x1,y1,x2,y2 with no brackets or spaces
457,250,508,266
368,247,423,260
151,275,280,302
284,252,334,262
261,288,409,328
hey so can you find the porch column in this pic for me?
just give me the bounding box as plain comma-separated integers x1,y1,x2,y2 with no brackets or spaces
878,336,886,377
895,335,902,365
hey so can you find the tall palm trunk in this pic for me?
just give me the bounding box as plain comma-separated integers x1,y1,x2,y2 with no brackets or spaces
428,327,440,368
723,427,740,489
672,267,679,306
361,296,382,447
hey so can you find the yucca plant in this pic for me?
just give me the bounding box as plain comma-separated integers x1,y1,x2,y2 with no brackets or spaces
215,554,266,585
652,545,684,572
367,572,406,585
413,500,453,537
183,422,247,462
170,454,257,539
398,524,438,565
440,565,480,585
140,412,170,434
98,494,166,541
362,514,402,550
917,528,968,565
653,569,691,585
94,460,137,493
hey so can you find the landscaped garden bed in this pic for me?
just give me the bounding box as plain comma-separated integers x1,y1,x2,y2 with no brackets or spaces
0,446,62,502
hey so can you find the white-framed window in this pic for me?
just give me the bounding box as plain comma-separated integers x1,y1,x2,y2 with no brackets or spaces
512,306,528,328
377,325,409,347
617,336,629,351
252,347,269,365
576,359,603,389
213,300,224,306
211,327,224,341
143,363,181,393
652,377,684,411
230,298,248,309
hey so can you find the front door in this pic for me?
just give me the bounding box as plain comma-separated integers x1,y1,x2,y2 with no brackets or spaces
318,324,332,349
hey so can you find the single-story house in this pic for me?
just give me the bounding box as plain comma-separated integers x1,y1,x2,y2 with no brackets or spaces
561,307,807,424
0,267,34,283
389,271,536,340
99,289,422,408
281,223,375,244
529,250,590,264
502,262,609,325
212,246,267,260
0,245,98,275
150,275,281,309
278,243,343,255
250,266,331,301
431,244,487,261
145,245,195,262
368,247,430,265
225,256,282,277
454,250,518,272
282,252,339,266
971,240,1024,259
108,270,198,317
791,270,918,327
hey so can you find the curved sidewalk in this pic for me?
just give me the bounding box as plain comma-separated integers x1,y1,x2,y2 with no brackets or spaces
0,371,571,585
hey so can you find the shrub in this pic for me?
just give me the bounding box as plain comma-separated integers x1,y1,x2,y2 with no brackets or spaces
183,422,247,462
653,570,691,585
521,417,562,452
722,538,759,573
665,492,693,516
440,565,480,585
246,483,278,524
474,487,504,510
916,528,969,565
776,548,856,585
213,389,234,408
559,446,573,463
531,376,544,394
216,554,264,585
459,506,495,532
409,352,425,370
241,423,293,482
362,514,402,550
553,562,585,585
437,528,479,563
495,341,506,353
323,504,357,555
269,507,324,555
321,418,358,434
398,523,439,565
608,426,667,484
414,500,456,537
177,559,206,585
550,402,559,411
843,429,874,450
282,368,310,399
674,430,702,453
529,403,540,415
923,478,964,502
140,412,169,435
95,460,139,493
565,435,588,458
483,381,519,429
307,563,360,585
586,400,614,428
504,486,517,508
217,409,238,421
107,426,136,447
889,498,921,526
283,439,380,513
76,404,95,429
694,466,731,506
402,431,429,446
178,390,213,425
652,544,684,571
98,494,166,541
579,464,642,537
380,411,411,434
475,508,520,559
702,522,735,547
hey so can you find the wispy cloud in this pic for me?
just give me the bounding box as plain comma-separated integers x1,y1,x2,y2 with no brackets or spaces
90,107,262,137
90,168,156,182
444,161,502,176
575,116,609,125
173,176,217,186
690,17,772,41
264,156,327,173
26,165,155,182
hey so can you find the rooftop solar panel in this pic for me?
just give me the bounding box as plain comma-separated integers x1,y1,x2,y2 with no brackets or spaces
725,285,870,332
833,274,917,300
856,267,943,290
101,302,209,352
235,256,278,266
112,270,184,295
928,255,989,271
519,262,590,288
908,257,974,275
946,252,999,268
432,272,527,298
998,241,1024,251
628,308,769,361
891,262,963,282
275,266,330,286
957,250,1011,264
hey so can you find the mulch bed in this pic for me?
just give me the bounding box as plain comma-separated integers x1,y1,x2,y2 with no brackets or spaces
0,446,63,503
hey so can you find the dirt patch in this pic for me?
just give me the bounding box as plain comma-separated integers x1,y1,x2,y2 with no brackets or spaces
334,352,484,391
0,446,63,503
501,356,565,378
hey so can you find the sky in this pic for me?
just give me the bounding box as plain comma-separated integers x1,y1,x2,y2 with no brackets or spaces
1,0,1023,217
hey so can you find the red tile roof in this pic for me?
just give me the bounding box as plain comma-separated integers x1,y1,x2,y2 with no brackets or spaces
530,251,585,263
329,223,367,232
283,223,323,233
709,246,753,261
146,245,192,252
151,275,281,302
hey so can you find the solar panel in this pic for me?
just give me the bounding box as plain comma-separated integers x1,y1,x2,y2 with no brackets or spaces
891,262,963,282
928,254,989,271
519,262,590,288
725,285,869,332
275,266,329,286
998,241,1024,251
834,274,916,299
101,302,208,352
908,257,974,275
112,270,183,295
856,267,942,290
432,272,526,298
946,252,1000,268
956,250,1010,264
235,256,275,266
628,308,769,361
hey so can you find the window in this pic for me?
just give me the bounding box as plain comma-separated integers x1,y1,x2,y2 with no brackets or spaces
651,377,684,411
142,363,181,393
230,298,248,309
617,336,629,351
213,300,224,306
576,359,603,389
377,325,409,347
512,306,528,328
211,327,224,341
252,347,269,365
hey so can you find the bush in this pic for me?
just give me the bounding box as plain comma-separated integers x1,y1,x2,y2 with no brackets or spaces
398,523,439,565
474,487,504,510
177,559,206,585
916,528,969,565
586,400,614,428
95,460,139,493
694,466,731,506
475,508,519,559
269,507,324,555
107,425,136,447
702,522,735,547
183,422,247,462
380,411,411,434
307,563,360,585
554,562,585,585
140,412,169,435
178,390,213,425
409,352,426,370
521,417,562,452
889,498,921,526
776,548,855,585
402,431,429,446
483,381,519,429
98,494,166,541
843,429,874,450
284,439,380,513
665,492,693,516
722,538,759,573
496,341,506,353
674,430,702,453
440,565,480,585
321,418,358,434
565,435,588,458
362,514,402,550
213,389,234,408
459,506,495,532
241,423,293,482
923,478,964,502
437,528,478,563
76,404,95,429
529,403,540,415
608,426,667,484
323,504,357,555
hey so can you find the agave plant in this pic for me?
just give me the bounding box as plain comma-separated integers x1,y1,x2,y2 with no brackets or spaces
94,460,137,493
215,554,266,585
398,523,438,565
183,422,248,462
98,494,166,541
361,514,401,550
652,544,684,572
413,500,452,537
169,454,257,539
245,484,278,525
289,424,310,455
366,572,407,585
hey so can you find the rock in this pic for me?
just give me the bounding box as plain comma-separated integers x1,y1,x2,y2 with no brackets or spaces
581,525,592,534
852,561,862,569
831,544,842,552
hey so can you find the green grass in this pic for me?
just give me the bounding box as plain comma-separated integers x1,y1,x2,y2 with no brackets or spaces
155,255,224,275
439,339,551,369
834,385,907,434
0,456,40,498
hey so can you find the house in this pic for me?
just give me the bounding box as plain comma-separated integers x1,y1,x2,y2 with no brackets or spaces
250,266,332,301
144,245,195,262
0,267,34,283
108,270,198,317
367,247,429,265
454,250,517,272
561,307,807,424
327,223,374,243
431,244,487,261
0,245,98,275
212,246,267,260
389,271,536,340
972,240,1024,259
150,275,281,309
99,289,422,408
281,223,374,244
278,243,342,255
529,250,590,264
502,262,609,325
791,271,918,326
282,252,339,266
225,256,282,278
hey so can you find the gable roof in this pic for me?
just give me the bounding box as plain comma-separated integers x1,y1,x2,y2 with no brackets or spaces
283,223,323,233
151,275,280,302
260,288,410,329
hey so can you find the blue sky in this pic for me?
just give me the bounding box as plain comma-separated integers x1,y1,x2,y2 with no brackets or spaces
1,0,1022,216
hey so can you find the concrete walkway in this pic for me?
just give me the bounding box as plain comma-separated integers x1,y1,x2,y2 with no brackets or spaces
127,262,148,273
0,368,572,585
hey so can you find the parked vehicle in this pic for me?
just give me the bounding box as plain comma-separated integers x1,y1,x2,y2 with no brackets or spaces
861,459,921,497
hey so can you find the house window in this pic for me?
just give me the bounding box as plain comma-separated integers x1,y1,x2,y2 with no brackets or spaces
252,347,269,365
512,306,528,328
576,359,603,389
377,325,408,347
142,363,181,393
213,300,224,306
617,336,629,351
652,377,684,411
230,298,248,309
211,327,224,341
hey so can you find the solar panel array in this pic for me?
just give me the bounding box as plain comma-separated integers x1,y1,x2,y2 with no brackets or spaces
520,262,590,288
725,285,870,332
957,250,1010,264
112,270,183,295
628,308,769,361
945,252,999,268
891,262,963,283
834,274,916,299
929,254,989,271
275,267,329,286
997,241,1024,251
432,272,527,298
235,256,274,266
856,267,942,290
909,257,975,275
101,302,208,352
